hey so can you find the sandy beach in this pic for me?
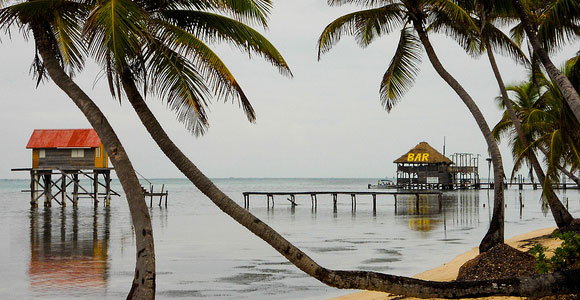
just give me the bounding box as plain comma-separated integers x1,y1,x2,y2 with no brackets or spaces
331,227,562,300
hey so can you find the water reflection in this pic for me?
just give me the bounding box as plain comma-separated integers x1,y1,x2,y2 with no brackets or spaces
394,192,480,232
29,207,110,290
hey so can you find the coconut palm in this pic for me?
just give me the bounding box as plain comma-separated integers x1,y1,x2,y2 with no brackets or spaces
510,0,580,124
435,0,574,228
0,2,155,299
318,0,507,252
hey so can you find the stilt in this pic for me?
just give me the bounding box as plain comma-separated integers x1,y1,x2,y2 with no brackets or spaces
72,173,79,207
332,193,337,212
61,173,67,207
394,194,397,207
30,170,38,208
43,172,52,207
351,194,356,210
105,171,111,207
415,193,419,212
93,172,99,207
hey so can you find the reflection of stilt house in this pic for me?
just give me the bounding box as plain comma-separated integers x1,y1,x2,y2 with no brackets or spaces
12,129,119,207
394,142,454,190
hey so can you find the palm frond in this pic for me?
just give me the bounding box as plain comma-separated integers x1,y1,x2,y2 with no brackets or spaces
484,24,530,66
84,0,150,70
154,19,256,121
160,10,291,76
327,0,397,7
317,4,403,59
428,0,478,32
146,39,211,136
379,27,422,111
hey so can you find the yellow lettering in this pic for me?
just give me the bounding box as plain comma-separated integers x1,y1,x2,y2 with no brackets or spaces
422,153,429,161
407,153,415,161
414,154,421,162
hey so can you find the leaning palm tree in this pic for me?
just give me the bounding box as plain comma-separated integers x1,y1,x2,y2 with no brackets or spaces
0,2,155,299
435,0,575,228
4,1,580,298
510,0,580,124
318,0,506,252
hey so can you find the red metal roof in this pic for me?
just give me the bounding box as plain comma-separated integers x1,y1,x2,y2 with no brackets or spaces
26,129,102,149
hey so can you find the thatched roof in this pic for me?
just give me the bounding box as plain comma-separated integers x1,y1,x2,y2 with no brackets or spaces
393,141,453,164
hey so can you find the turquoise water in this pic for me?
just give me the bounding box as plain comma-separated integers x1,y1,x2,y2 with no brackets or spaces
0,178,578,299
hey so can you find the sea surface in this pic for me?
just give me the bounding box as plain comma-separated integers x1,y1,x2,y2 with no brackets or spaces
0,178,579,299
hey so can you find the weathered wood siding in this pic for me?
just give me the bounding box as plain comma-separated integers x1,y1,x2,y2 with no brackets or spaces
38,148,96,169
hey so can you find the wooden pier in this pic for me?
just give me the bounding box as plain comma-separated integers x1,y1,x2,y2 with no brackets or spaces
242,191,443,213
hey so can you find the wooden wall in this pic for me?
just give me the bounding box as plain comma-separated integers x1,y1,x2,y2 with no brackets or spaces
37,148,95,169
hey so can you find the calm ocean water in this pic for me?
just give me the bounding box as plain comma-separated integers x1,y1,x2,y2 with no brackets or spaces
0,178,579,299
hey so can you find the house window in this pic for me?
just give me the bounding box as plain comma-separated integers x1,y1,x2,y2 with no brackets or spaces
71,149,84,158
95,148,101,158
39,149,45,158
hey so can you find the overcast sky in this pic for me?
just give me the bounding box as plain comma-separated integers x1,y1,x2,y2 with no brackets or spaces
1,1,578,179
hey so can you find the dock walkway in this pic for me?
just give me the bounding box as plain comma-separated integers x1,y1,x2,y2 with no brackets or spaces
242,191,442,213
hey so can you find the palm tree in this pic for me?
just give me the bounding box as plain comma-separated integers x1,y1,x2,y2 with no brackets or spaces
0,3,155,299
510,0,580,124
318,0,506,252
437,0,575,228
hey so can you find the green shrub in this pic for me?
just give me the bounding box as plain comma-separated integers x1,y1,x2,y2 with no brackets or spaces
529,232,580,273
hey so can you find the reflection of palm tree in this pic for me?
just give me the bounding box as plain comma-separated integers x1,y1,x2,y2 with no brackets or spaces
318,0,505,252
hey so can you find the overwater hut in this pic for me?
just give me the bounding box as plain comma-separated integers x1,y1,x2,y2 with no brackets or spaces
26,129,108,169
12,129,117,207
394,142,453,190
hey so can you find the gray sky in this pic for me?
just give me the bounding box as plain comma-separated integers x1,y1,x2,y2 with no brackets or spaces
1,1,579,179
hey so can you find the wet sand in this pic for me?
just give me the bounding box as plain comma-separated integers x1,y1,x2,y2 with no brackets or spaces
331,227,561,300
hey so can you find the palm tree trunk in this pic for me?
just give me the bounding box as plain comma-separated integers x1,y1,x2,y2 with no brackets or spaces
485,42,574,228
412,23,504,252
31,25,155,300
511,0,580,124
115,69,580,298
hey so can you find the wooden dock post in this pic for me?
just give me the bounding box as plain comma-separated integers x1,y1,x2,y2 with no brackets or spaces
158,184,165,206
332,193,338,211
351,194,356,210
415,193,420,212
372,194,377,214
72,173,79,206
43,172,52,207
394,194,397,208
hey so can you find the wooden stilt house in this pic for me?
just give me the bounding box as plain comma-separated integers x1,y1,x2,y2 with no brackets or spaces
26,129,108,169
394,142,454,190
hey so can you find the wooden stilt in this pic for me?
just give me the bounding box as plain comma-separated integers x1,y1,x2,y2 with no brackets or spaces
332,193,337,212
93,172,99,206
30,170,38,208
105,171,111,207
44,173,52,207
72,173,79,206
61,173,67,207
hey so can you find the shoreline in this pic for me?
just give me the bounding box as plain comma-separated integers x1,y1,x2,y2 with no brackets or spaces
330,227,560,300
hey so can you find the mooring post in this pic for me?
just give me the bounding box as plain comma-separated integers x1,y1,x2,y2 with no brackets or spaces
30,170,38,208
72,173,79,206
310,194,315,208
61,173,67,207
105,170,111,207
43,172,52,207
332,193,338,211
158,184,165,206
351,194,356,210
372,193,377,213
